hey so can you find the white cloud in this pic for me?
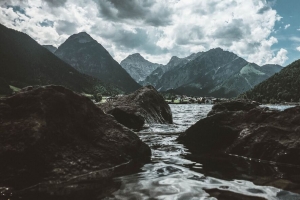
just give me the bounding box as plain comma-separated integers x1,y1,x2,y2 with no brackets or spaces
0,0,287,65
290,36,300,42
296,47,300,52
284,24,290,29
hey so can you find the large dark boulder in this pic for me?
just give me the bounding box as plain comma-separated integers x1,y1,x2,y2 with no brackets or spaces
0,85,151,197
207,100,258,116
100,85,173,130
177,101,300,165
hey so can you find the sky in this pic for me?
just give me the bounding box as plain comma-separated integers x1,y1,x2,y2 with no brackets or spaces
0,0,299,66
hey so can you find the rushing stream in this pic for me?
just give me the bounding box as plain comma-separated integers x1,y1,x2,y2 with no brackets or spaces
105,104,300,200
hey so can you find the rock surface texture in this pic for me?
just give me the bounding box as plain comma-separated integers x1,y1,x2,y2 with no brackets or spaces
0,85,151,196
178,101,300,165
100,85,173,130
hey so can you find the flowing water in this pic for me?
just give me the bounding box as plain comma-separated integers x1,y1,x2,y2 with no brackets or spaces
106,104,300,200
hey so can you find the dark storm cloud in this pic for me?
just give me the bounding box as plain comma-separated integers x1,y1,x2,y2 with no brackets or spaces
55,20,77,35
95,0,172,26
212,19,248,46
95,26,168,54
44,0,68,7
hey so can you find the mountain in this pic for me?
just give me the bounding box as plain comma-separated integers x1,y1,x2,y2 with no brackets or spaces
0,23,121,95
42,45,57,53
55,32,140,93
153,48,282,97
141,53,203,87
244,59,300,103
120,53,161,83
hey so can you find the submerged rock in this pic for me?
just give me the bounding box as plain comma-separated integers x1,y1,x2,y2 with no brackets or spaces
100,85,173,130
0,85,151,196
177,101,300,165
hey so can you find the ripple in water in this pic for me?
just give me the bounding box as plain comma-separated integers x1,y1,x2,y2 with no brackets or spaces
105,104,300,200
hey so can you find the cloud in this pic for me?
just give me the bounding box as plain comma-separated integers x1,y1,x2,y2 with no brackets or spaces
296,47,300,52
290,36,300,42
284,24,290,29
55,20,77,35
95,0,173,26
268,49,288,65
0,0,287,66
43,0,68,7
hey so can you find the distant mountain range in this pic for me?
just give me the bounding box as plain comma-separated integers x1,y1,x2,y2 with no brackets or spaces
120,53,161,83
244,59,300,103
0,22,285,98
122,48,282,97
0,23,121,95
54,32,140,93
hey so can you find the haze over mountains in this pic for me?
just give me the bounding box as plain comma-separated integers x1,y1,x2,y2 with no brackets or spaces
121,48,282,97
0,24,120,95
54,32,140,93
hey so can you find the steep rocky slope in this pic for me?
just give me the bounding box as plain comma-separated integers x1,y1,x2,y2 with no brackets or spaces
141,53,203,87
157,48,282,97
120,53,161,83
55,32,140,93
0,23,120,95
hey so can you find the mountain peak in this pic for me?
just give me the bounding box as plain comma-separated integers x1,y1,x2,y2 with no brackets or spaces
129,53,144,59
68,32,94,43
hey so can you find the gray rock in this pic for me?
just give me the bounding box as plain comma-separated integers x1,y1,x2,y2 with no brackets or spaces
100,85,173,130
178,101,300,165
0,85,150,197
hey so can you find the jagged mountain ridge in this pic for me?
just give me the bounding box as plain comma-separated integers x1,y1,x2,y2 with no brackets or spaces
0,23,120,95
140,52,203,87
55,32,140,93
128,48,282,97
158,48,282,97
244,59,300,102
120,53,161,83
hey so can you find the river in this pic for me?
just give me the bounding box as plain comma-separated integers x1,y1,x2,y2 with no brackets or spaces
105,104,300,200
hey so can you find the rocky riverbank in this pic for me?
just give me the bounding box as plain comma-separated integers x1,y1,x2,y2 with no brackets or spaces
178,101,300,165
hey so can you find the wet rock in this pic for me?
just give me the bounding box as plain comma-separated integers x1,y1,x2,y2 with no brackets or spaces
0,85,151,195
207,100,258,116
100,85,173,130
178,101,300,165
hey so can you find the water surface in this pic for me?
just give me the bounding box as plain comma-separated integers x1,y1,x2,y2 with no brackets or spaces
106,104,300,200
